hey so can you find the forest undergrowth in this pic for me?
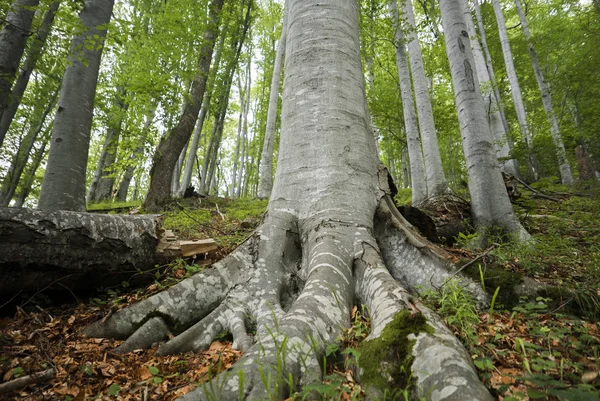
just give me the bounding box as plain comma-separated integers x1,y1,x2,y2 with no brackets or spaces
0,181,598,401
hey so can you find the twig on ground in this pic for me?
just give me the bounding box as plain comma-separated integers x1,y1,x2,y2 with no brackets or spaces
450,245,496,279
0,369,56,394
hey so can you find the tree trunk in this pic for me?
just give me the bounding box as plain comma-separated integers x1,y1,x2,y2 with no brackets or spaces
0,0,40,148
389,0,427,205
86,2,493,400
179,32,227,196
236,56,251,198
491,0,539,181
37,0,115,211
514,0,573,185
144,0,225,211
13,126,51,208
575,145,595,181
400,0,449,197
0,85,59,207
464,0,519,177
87,89,128,203
440,0,529,244
115,106,156,202
0,1,60,144
258,3,287,200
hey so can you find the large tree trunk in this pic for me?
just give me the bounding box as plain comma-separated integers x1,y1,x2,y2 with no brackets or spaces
400,0,449,197
86,1,493,400
440,0,529,243
464,0,519,177
0,1,60,143
258,3,287,200
491,0,539,181
37,0,115,211
514,0,574,185
0,0,40,149
389,0,427,204
144,0,225,211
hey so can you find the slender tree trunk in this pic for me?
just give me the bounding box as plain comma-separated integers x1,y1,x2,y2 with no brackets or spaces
144,0,225,211
491,0,539,181
440,0,529,244
473,0,509,134
116,106,156,202
230,79,244,197
400,0,449,196
464,0,519,177
38,0,114,211
389,0,427,204
0,85,59,206
258,3,287,199
87,89,128,203
179,32,227,196
236,56,251,198
0,1,60,144
13,123,51,208
0,0,40,147
514,0,573,184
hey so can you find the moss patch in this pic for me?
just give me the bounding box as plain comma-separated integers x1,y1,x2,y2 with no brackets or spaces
462,262,524,308
358,310,432,394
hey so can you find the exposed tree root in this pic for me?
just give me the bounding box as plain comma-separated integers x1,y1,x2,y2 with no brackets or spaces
85,193,497,400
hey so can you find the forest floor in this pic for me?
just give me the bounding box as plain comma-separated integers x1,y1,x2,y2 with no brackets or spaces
1,181,599,401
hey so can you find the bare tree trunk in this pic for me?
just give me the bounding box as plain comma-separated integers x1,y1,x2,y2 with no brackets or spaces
0,0,40,148
13,123,51,208
258,3,287,199
115,106,156,202
389,0,427,204
144,0,225,211
400,0,449,196
0,85,59,206
179,32,227,196
37,0,115,211
514,0,573,185
87,89,128,203
440,0,529,243
491,0,539,181
464,0,519,177
236,56,251,198
0,1,60,143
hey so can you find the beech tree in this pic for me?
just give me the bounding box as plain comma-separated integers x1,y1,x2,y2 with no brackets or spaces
85,1,494,400
37,0,115,211
514,0,573,185
440,0,529,243
389,0,427,204
0,0,40,148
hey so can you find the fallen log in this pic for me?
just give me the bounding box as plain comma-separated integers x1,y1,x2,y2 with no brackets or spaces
0,208,216,298
0,368,56,394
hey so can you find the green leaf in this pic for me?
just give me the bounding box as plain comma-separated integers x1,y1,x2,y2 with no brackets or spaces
108,383,120,396
148,366,159,376
527,389,547,399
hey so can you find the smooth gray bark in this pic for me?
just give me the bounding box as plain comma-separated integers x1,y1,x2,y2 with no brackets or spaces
464,0,519,176
235,57,251,198
86,1,494,400
258,4,287,199
0,84,59,207
389,0,427,204
400,0,449,196
0,1,60,143
13,125,51,207
514,0,573,185
440,0,529,243
37,0,115,211
491,0,539,181
0,0,40,147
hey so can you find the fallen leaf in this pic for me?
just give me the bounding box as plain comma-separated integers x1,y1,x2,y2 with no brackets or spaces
582,371,598,383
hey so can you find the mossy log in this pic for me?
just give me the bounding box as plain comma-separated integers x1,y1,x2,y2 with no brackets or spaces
0,208,213,297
